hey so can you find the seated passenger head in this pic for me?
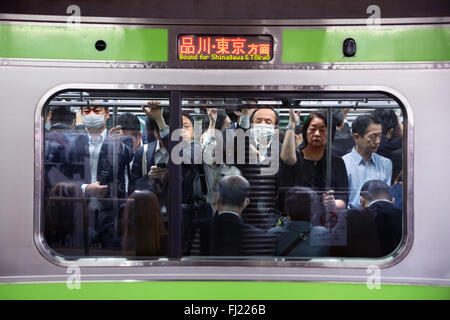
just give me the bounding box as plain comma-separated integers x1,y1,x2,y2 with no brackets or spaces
285,187,321,222
372,108,401,139
47,106,76,129
351,115,382,157
81,101,109,131
117,112,142,151
250,107,279,145
302,111,336,149
181,111,195,142
124,190,166,256
214,175,251,214
359,180,394,207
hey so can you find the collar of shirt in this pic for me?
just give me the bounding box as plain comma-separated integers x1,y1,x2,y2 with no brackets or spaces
88,128,107,145
369,199,393,207
218,210,241,218
349,147,375,166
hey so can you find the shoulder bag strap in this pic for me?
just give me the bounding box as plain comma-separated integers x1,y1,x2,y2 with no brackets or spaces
280,232,310,256
142,144,148,177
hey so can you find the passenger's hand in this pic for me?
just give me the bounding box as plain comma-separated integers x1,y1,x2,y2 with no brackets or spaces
86,181,108,198
322,190,336,211
148,165,168,181
142,101,162,120
207,108,217,124
109,125,123,143
343,108,350,118
289,109,301,127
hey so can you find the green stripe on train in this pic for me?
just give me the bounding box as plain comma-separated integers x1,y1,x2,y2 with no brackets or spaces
0,24,168,61
282,27,450,63
1,282,449,300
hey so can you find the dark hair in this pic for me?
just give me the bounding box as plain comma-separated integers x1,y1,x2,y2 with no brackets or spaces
249,107,279,125
295,124,303,135
50,106,76,126
181,110,195,127
351,115,381,137
87,100,108,112
216,175,250,208
226,108,239,123
333,110,345,127
117,112,141,132
301,111,336,146
123,190,167,256
372,109,398,136
360,180,392,202
284,187,322,222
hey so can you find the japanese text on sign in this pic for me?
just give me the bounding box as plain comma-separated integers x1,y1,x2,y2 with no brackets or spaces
178,35,273,61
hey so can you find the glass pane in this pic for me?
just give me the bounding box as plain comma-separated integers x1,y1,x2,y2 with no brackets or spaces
43,91,170,258
177,95,404,259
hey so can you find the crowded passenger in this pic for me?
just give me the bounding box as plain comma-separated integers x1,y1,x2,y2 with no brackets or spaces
268,187,329,256
45,182,88,254
332,109,355,157
128,104,170,198
67,103,134,247
342,115,392,208
372,108,403,182
359,180,402,256
331,180,402,257
44,107,77,195
122,190,168,256
280,109,349,211
43,94,404,259
211,175,275,256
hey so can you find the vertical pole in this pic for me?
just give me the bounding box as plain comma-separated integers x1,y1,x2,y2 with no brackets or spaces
325,107,333,233
168,91,182,258
112,105,119,241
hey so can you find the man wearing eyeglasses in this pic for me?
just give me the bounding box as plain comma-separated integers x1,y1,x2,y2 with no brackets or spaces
343,115,392,208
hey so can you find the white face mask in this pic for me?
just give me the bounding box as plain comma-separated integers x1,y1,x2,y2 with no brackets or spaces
252,124,274,145
82,114,105,130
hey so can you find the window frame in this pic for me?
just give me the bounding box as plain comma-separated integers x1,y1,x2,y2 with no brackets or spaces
34,83,413,269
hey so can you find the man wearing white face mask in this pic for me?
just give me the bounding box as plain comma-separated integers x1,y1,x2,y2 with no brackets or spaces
249,108,279,163
67,103,133,247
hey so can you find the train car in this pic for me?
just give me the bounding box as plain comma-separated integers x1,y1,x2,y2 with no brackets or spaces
0,0,449,302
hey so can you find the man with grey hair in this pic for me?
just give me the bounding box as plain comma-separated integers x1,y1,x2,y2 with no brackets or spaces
211,175,275,256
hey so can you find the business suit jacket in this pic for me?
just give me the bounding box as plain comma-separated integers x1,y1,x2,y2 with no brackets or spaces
128,139,158,195
67,130,134,200
211,212,275,256
370,201,402,256
330,201,402,258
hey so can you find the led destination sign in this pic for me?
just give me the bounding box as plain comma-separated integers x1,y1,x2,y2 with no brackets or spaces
177,35,273,61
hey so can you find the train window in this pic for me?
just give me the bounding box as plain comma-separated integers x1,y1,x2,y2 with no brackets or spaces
40,90,405,263
42,92,170,258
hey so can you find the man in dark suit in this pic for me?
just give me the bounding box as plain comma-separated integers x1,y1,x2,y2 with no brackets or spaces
128,104,170,196
211,175,275,256
67,103,133,247
331,179,402,258
359,179,402,257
